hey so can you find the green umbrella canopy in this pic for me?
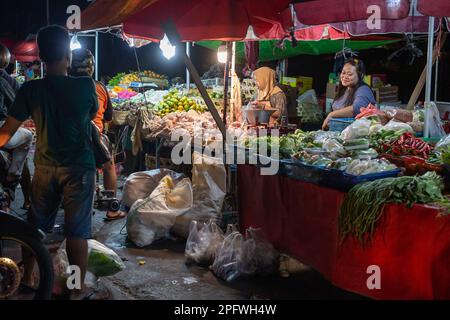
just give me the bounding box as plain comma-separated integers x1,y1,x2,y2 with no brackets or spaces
198,39,400,62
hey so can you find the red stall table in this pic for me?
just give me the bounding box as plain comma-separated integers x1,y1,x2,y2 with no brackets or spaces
238,164,450,299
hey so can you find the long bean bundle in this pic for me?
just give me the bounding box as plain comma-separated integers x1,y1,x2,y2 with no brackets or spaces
339,171,450,245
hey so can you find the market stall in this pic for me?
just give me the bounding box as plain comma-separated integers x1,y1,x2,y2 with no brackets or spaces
238,164,450,299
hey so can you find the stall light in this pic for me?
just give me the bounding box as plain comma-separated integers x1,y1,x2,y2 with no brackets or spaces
70,35,81,51
217,45,227,64
160,34,176,60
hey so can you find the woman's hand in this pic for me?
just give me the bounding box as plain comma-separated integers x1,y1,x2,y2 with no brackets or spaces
322,114,333,131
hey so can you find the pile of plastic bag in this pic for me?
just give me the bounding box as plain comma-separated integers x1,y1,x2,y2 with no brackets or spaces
185,220,226,266
211,228,279,282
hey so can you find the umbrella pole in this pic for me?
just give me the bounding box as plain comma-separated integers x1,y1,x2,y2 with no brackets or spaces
95,31,99,81
186,42,190,89
424,16,435,138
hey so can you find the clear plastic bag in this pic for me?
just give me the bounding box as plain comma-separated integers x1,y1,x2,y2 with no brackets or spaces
211,228,279,282
345,159,397,175
322,138,346,160
384,119,414,133
87,239,126,277
435,134,450,152
211,232,244,282
340,119,371,140
185,220,225,266
384,107,413,123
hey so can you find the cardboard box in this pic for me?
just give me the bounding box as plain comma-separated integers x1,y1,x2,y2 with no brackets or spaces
326,83,339,99
296,76,313,95
373,86,399,103
281,77,297,88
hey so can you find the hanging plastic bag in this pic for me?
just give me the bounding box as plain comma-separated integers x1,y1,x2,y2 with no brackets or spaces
426,102,446,138
127,175,194,247
87,239,126,277
185,220,225,266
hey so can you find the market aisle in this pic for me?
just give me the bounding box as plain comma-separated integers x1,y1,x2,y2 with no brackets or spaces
10,162,365,300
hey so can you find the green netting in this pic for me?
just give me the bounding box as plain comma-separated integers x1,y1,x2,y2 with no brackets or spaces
197,39,400,62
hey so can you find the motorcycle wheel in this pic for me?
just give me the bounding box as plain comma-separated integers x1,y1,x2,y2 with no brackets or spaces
0,232,54,300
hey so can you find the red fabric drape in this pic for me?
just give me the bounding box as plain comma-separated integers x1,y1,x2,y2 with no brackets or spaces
238,165,450,299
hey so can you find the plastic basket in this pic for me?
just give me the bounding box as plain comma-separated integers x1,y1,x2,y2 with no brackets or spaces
328,118,354,132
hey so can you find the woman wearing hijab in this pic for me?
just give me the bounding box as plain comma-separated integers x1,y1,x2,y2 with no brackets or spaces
252,66,288,126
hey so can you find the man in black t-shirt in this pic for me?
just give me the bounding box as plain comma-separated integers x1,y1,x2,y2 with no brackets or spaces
0,26,100,299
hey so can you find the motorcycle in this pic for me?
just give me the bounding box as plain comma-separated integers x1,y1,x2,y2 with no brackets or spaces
0,151,53,300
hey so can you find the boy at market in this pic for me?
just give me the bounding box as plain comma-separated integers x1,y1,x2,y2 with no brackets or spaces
0,25,101,299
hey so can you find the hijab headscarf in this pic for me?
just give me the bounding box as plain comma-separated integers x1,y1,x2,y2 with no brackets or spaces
253,67,282,101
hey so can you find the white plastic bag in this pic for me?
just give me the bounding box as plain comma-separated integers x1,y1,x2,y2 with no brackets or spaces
340,119,371,140
185,220,225,266
426,102,446,138
172,152,226,238
121,169,185,209
297,89,319,105
127,175,193,247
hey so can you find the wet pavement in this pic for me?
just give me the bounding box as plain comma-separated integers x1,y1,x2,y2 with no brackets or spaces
9,165,366,300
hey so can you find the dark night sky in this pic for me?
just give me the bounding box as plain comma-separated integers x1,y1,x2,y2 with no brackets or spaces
0,0,217,80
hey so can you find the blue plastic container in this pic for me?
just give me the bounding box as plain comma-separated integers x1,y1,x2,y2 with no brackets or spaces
343,168,402,189
328,118,355,132
283,160,327,185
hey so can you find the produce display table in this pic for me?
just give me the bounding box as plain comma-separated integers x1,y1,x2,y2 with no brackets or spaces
237,164,450,299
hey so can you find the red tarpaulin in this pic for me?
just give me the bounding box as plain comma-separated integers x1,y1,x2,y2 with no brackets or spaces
418,0,450,18
287,0,411,26
122,0,290,41
238,165,450,299
11,40,39,63
80,0,158,31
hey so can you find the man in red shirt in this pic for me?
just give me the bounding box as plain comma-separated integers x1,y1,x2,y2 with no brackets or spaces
70,49,125,220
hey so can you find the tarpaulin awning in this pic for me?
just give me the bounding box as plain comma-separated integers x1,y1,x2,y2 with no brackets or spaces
11,40,39,63
80,0,158,31
286,0,446,36
285,0,411,26
122,0,290,41
417,0,450,18
198,37,400,62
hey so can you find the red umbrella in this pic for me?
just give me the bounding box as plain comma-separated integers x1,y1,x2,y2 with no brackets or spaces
122,0,290,41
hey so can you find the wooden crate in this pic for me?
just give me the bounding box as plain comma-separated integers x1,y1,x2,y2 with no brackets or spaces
373,86,399,103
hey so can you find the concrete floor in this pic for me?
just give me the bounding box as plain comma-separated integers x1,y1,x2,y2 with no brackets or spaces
8,164,366,300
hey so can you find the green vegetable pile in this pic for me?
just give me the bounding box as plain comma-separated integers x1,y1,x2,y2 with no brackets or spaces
369,129,406,150
108,72,125,87
339,171,450,245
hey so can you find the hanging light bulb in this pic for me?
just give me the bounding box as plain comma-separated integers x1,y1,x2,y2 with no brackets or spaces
160,34,176,60
70,35,81,51
217,45,227,63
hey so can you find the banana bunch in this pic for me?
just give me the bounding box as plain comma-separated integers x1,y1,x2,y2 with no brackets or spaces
142,70,166,79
